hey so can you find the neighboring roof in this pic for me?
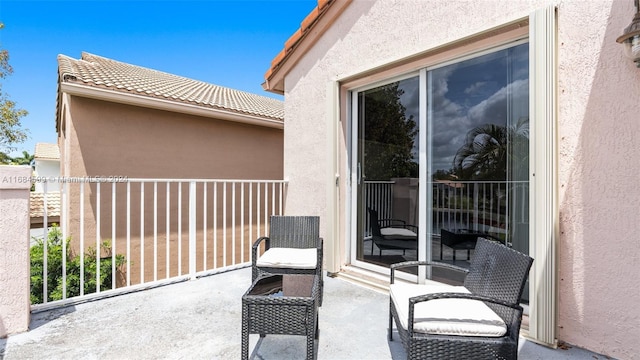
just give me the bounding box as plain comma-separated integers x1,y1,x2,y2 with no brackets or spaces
58,52,284,122
30,191,61,220
34,143,60,161
263,0,351,94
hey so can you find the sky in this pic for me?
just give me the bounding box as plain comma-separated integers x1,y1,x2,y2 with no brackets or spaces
0,0,317,157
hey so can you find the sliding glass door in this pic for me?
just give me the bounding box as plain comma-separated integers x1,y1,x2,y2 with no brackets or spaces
352,76,420,268
351,42,529,296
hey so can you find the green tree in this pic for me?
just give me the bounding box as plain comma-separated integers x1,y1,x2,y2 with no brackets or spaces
10,150,33,166
363,82,418,180
452,117,529,181
0,22,29,152
0,150,11,164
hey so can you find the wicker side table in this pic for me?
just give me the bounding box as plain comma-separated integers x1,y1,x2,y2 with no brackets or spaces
241,274,320,360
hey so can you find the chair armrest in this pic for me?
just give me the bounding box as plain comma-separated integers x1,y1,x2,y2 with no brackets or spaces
252,236,270,265
390,261,469,284
379,218,406,228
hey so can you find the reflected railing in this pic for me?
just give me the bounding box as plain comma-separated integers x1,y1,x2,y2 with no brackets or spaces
364,179,529,245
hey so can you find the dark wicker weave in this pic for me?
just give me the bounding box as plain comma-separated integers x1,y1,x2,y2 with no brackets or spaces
241,274,320,360
252,216,323,304
389,238,534,360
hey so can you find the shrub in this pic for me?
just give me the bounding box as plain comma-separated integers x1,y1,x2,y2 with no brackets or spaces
30,224,126,304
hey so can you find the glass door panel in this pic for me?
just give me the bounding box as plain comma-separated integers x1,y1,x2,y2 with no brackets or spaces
354,77,420,269
427,43,530,297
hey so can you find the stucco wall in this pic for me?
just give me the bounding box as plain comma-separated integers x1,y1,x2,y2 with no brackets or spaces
556,1,640,358
58,96,284,283
281,0,640,358
64,96,283,180
0,166,31,337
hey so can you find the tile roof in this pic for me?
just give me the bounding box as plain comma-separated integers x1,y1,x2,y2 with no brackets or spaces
34,143,60,161
30,191,61,219
263,0,341,92
58,52,284,121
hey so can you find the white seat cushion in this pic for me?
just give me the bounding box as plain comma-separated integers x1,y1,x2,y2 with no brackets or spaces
256,248,317,269
380,228,417,237
390,283,507,337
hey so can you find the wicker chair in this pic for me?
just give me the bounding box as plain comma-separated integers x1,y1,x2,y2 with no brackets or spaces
368,208,418,256
252,216,323,304
389,238,533,360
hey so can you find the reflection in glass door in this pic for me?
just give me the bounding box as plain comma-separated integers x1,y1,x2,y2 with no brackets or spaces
427,43,530,297
350,42,530,301
353,76,420,269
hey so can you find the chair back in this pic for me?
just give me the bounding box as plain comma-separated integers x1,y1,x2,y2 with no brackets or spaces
464,238,534,320
367,208,383,238
268,216,320,249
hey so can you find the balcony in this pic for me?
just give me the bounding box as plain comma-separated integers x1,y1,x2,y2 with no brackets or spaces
1,266,603,359
0,171,609,359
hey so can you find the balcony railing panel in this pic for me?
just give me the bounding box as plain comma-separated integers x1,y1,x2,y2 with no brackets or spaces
363,179,528,244
30,178,287,310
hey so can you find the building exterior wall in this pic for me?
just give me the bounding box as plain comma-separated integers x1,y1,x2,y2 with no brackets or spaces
280,0,640,358
63,96,283,180
34,159,60,192
57,95,284,283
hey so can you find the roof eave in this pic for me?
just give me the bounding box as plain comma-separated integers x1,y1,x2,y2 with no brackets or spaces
263,0,352,94
60,82,284,129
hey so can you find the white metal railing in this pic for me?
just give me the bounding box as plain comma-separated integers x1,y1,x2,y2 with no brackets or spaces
30,178,287,310
363,179,528,242
363,181,395,236
432,180,529,242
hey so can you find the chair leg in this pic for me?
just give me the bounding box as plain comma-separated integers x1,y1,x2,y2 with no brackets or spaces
388,310,393,341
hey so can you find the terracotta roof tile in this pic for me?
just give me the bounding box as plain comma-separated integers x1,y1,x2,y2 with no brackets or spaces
264,0,344,91
271,49,287,68
318,0,330,10
30,191,61,219
58,53,284,121
301,7,320,30
34,143,60,160
285,29,304,51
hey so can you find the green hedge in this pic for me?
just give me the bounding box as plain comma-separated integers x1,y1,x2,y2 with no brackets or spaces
30,224,126,304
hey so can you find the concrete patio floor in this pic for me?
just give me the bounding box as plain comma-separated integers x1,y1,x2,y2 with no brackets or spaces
1,267,612,360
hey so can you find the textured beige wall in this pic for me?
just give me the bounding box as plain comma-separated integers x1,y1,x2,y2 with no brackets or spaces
0,166,31,337
58,96,284,284
281,0,640,358
64,96,283,180
556,1,640,358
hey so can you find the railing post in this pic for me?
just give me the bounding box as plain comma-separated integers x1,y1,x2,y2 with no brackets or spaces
0,165,31,337
189,181,196,280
